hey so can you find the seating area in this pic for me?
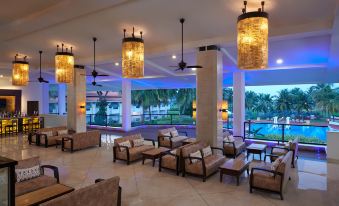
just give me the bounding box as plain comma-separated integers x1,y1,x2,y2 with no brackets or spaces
0,1,338,205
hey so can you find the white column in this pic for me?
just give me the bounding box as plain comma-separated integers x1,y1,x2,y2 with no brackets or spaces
67,66,86,133
122,79,131,131
58,84,66,115
196,46,223,147
41,83,49,114
233,72,245,136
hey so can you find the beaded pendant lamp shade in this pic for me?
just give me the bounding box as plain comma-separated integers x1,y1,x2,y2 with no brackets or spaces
55,43,74,83
12,54,29,86
237,1,268,70
122,27,144,78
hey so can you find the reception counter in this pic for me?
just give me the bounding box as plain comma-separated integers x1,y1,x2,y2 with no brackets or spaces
0,116,44,135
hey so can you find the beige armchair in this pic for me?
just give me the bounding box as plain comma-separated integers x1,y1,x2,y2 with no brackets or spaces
271,137,299,168
62,130,101,152
250,151,293,200
30,126,70,147
113,134,155,165
157,127,189,149
15,156,59,196
181,142,225,182
223,135,246,158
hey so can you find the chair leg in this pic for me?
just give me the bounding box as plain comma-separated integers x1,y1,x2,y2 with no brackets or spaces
280,193,284,200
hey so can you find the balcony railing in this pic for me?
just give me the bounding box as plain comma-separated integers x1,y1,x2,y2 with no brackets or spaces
244,120,328,145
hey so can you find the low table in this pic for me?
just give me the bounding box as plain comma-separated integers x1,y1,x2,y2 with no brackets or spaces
182,138,197,145
219,155,250,186
142,147,170,167
246,143,267,161
16,184,74,206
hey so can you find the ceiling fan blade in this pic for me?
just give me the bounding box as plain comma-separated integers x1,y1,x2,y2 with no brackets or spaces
175,68,183,71
96,74,109,76
96,84,103,87
186,65,203,69
42,80,49,83
169,65,179,68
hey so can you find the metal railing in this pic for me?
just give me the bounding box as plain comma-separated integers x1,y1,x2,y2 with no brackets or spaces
244,120,328,145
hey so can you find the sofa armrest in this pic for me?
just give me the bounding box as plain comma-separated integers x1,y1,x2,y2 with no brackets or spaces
264,154,279,162
178,130,188,136
113,145,130,161
251,167,283,178
271,146,290,153
39,134,48,148
223,141,236,156
233,135,245,141
144,138,155,146
41,165,59,183
94,179,122,206
210,147,224,155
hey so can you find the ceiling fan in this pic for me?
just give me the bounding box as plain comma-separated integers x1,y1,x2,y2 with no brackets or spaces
84,37,108,87
170,18,203,71
29,51,49,83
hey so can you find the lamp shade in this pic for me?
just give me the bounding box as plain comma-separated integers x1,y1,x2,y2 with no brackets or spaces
221,100,228,121
237,2,268,70
12,56,29,86
122,28,144,78
192,100,197,119
55,44,74,83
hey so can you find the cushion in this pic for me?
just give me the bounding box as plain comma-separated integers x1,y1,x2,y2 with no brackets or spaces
41,131,53,137
170,130,179,137
15,175,57,196
132,138,144,147
170,149,177,155
271,156,284,171
202,146,212,157
189,150,202,164
224,135,235,142
58,129,68,135
15,165,41,182
163,132,171,141
118,140,131,151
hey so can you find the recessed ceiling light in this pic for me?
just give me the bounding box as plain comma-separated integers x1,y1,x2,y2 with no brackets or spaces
191,68,197,71
0,75,3,78
276,58,283,64
172,55,176,59
115,62,119,66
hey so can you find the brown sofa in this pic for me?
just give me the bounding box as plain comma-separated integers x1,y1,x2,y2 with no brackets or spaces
61,130,101,152
113,134,155,165
28,126,70,147
15,156,59,196
271,138,299,168
158,127,189,149
250,151,293,200
223,132,246,158
159,141,200,175
181,141,226,182
41,177,121,206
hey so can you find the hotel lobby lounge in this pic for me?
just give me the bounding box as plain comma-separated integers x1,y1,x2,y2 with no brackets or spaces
0,0,339,205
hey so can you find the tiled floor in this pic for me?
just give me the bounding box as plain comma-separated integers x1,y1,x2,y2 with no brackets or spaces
1,133,339,206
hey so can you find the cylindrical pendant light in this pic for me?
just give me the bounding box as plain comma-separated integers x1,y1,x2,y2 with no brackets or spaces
237,1,268,70
122,27,144,78
55,43,74,83
12,54,29,86
192,100,197,119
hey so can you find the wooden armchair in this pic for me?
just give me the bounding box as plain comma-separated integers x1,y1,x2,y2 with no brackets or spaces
158,127,189,149
223,135,246,158
270,138,299,168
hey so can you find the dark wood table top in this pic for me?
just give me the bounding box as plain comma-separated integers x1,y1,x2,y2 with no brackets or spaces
16,184,74,206
246,143,267,151
142,147,170,156
219,156,250,172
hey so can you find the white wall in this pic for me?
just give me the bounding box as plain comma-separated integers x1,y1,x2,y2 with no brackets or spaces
0,77,46,114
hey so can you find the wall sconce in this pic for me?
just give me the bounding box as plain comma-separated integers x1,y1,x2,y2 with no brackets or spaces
219,100,228,121
79,104,86,114
192,100,196,120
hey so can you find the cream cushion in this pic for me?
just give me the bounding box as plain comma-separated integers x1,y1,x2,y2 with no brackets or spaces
118,140,132,151
190,150,202,163
57,129,68,135
132,138,144,147
202,146,212,157
41,131,53,137
170,130,179,137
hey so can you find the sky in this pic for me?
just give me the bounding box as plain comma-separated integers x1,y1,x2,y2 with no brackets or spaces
245,83,339,96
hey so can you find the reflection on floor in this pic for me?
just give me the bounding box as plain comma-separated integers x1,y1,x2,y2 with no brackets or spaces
1,133,338,206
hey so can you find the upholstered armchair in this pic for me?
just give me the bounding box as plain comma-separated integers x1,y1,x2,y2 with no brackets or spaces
250,151,293,200
158,127,189,149
113,134,155,165
62,130,101,153
33,126,69,147
181,142,225,182
270,137,299,168
223,135,246,158
15,156,59,196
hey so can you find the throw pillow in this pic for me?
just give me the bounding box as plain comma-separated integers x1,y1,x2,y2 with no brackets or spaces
15,165,41,182
170,130,179,137
132,138,144,147
118,140,132,151
271,156,284,171
41,131,53,137
224,135,235,143
58,129,68,135
202,146,212,157
170,149,177,155
189,150,202,164
163,132,171,141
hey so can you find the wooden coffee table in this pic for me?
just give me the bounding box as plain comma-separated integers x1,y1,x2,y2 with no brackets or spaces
182,138,197,145
219,155,250,186
142,147,170,167
246,143,267,160
16,184,74,206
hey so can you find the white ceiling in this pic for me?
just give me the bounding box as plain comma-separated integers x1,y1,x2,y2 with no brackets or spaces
0,0,338,90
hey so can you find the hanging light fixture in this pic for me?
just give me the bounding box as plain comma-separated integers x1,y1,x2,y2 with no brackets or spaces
192,100,197,119
237,1,268,70
55,43,74,83
12,54,29,86
122,27,144,78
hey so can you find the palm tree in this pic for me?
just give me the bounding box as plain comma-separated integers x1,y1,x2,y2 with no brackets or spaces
223,88,233,112
275,89,292,115
255,94,273,114
245,91,258,112
290,88,312,117
310,84,338,117
175,88,196,114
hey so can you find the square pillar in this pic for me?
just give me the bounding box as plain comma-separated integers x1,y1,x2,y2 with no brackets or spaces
233,72,245,136
122,79,131,131
196,46,223,147
67,65,86,133
58,84,66,115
